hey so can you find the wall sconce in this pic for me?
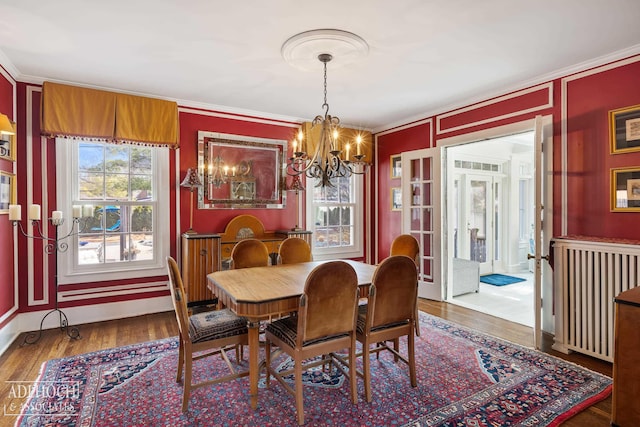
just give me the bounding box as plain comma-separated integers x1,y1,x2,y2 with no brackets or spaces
180,168,203,233
0,113,15,135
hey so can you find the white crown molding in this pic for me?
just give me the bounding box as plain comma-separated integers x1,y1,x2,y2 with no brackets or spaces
0,49,19,79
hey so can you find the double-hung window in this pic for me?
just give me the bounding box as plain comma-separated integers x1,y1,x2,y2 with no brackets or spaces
305,175,363,260
56,140,169,284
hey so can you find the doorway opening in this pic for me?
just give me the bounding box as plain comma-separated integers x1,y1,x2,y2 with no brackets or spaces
445,131,535,326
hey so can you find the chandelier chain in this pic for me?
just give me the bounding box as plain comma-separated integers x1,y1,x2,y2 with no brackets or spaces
323,60,328,114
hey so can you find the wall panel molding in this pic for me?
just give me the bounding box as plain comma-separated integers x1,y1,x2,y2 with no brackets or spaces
560,54,640,236
436,83,553,135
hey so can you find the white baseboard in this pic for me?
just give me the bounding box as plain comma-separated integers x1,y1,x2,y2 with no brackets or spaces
0,296,173,357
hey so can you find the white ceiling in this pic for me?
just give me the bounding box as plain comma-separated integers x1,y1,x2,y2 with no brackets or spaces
1,0,639,132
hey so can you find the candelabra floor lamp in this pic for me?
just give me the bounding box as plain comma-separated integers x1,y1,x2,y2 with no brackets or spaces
287,175,306,231
180,167,203,234
10,205,87,345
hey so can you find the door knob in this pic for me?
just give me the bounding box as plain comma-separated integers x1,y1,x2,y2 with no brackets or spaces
527,253,550,261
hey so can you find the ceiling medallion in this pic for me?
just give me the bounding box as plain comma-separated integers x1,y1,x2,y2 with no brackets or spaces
281,29,369,71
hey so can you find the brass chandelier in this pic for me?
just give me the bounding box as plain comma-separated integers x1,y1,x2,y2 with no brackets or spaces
286,53,368,187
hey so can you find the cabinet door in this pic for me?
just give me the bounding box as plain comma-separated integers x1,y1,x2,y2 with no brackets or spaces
181,235,220,304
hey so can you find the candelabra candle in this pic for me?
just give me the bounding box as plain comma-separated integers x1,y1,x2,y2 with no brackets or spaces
8,204,20,221
28,204,41,221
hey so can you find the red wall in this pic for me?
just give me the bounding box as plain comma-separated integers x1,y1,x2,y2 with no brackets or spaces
563,60,640,238
0,67,15,327
376,122,431,260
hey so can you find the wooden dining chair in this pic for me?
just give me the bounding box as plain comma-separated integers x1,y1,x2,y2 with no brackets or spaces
166,256,249,412
278,237,312,264
390,234,420,265
230,238,270,269
390,233,421,336
264,261,360,425
356,255,418,403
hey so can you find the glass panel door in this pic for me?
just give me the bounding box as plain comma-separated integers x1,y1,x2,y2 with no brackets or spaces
402,147,442,301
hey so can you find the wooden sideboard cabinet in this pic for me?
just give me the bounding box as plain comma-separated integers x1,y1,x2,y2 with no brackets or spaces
181,233,221,306
611,286,640,427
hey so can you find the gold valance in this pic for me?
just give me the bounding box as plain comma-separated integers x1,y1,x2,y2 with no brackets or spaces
41,81,179,149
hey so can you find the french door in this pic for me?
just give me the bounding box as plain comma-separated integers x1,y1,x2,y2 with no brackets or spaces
401,147,442,301
457,174,498,275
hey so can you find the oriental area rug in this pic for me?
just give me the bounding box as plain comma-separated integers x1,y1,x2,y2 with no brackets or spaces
16,313,611,427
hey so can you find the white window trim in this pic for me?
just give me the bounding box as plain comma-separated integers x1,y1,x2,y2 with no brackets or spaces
305,175,363,261
56,140,170,284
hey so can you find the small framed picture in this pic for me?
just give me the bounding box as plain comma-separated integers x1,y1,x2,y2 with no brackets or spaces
390,155,401,178
0,128,16,162
611,166,640,211
0,171,16,213
610,104,640,154
391,187,402,211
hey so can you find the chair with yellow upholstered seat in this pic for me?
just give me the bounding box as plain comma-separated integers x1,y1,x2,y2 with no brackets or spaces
166,256,249,412
390,233,421,336
356,255,418,402
264,261,360,425
278,237,312,264
230,238,270,269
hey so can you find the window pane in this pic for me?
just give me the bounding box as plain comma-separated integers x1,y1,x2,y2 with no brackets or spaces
312,185,324,202
78,234,102,265
338,178,351,203
326,185,339,202
314,206,328,227
341,206,352,226
79,172,104,200
341,226,352,246
131,205,153,232
134,233,154,261
105,145,129,174
132,175,152,200
131,147,152,174
105,174,129,199
327,206,340,226
326,226,340,247
78,144,104,172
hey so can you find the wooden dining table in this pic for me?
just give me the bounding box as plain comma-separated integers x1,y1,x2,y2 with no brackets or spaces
207,259,377,409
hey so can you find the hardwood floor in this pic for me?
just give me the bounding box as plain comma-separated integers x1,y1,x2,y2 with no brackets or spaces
0,301,612,426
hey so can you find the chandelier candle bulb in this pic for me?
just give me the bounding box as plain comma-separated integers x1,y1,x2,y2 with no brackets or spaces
345,143,350,161
82,205,93,218
52,211,63,220
72,206,82,218
9,204,20,221
28,204,41,221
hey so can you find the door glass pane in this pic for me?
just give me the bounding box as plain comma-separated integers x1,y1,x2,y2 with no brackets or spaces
410,159,420,181
411,183,421,206
469,180,487,263
422,258,432,279
422,183,431,205
422,158,431,180
410,208,420,230
422,208,432,231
